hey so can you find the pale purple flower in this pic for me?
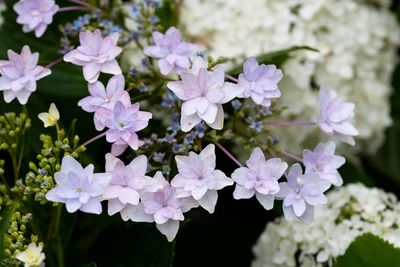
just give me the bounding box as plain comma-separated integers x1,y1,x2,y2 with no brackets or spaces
144,27,197,75
14,0,59,38
303,142,345,187
231,147,287,210
103,153,161,220
64,29,122,83
97,101,152,156
276,163,330,224
78,75,131,131
128,172,198,242
167,57,243,132
317,88,359,145
238,57,282,107
0,46,51,104
171,144,234,213
46,156,112,214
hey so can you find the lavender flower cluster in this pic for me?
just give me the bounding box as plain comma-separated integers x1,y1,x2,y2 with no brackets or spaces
0,0,359,249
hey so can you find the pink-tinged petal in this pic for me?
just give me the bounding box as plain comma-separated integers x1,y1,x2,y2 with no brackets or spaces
45,188,66,203
180,112,202,132
167,81,190,101
206,104,224,130
181,98,200,115
65,198,82,213
299,205,314,224
34,23,47,38
152,31,165,45
127,155,148,177
243,57,259,79
197,190,218,213
111,143,129,156
144,45,165,58
80,198,102,214
198,102,218,124
63,50,87,66
231,167,250,185
105,153,121,173
303,194,327,206
233,185,255,200
106,74,125,97
220,82,243,104
3,90,16,103
128,204,154,222
156,220,180,242
15,90,32,105
247,147,265,168
61,156,84,174
282,205,296,222
83,63,101,83
107,199,125,215
103,185,122,199
191,186,208,200
255,192,275,210
292,198,306,216
100,59,122,76
199,144,216,170
158,58,173,75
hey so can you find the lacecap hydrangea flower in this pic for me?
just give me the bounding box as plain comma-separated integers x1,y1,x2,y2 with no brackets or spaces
64,29,122,83
0,45,51,104
78,75,131,131
167,57,242,131
252,183,400,267
103,153,161,220
171,144,234,213
303,141,345,186
46,156,112,214
232,147,287,210
238,57,283,107
180,0,400,154
276,163,330,224
144,27,198,75
128,172,199,242
14,0,59,38
38,103,59,128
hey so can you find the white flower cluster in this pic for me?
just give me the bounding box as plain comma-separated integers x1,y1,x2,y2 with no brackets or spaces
252,183,400,267
180,0,400,154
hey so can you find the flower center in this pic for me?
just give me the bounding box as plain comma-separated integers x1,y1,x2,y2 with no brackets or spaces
76,187,82,192
118,121,125,127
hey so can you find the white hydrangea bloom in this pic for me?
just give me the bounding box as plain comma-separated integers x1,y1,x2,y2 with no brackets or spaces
180,0,400,154
252,183,400,267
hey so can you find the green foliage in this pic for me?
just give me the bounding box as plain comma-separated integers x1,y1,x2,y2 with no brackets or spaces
0,201,17,260
229,46,319,76
334,233,400,267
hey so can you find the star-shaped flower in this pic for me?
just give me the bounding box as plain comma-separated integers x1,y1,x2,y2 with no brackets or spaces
97,101,152,156
0,46,51,104
15,242,45,267
303,142,345,187
46,156,112,214
78,75,131,131
103,153,161,220
128,172,198,242
317,87,359,145
171,144,234,213
238,57,283,107
14,0,59,38
144,27,197,75
167,57,243,131
38,103,59,128
64,29,123,83
276,163,330,224
232,147,287,210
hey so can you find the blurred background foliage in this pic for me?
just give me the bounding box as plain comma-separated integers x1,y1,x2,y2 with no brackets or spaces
0,0,399,266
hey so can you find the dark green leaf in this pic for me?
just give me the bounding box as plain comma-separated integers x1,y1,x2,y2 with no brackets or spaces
0,202,18,260
334,233,400,267
229,46,319,76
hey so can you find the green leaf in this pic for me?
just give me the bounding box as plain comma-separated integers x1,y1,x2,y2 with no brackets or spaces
229,46,319,76
0,202,18,260
334,233,400,267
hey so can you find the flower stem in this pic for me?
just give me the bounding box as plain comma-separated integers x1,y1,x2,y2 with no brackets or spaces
80,132,107,148
68,0,91,7
265,121,317,126
214,142,243,167
280,151,303,162
58,6,89,12
225,74,238,83
45,57,63,69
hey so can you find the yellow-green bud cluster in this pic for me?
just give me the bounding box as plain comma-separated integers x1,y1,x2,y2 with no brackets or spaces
0,112,31,154
22,129,85,204
3,211,38,262
0,160,11,211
